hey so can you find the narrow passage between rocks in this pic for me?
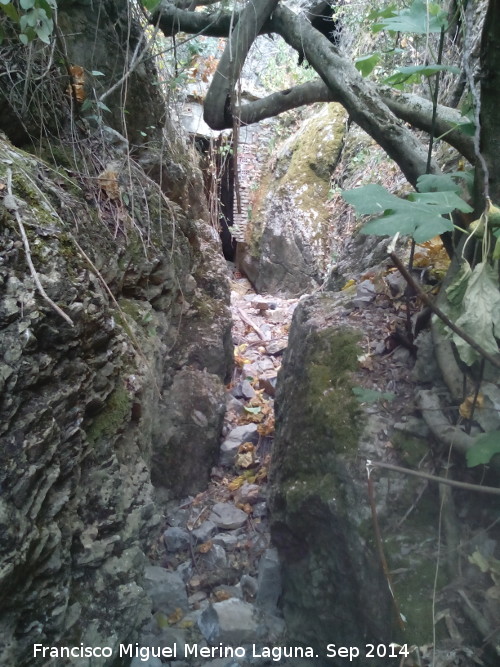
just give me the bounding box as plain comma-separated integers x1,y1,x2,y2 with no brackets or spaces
141,270,302,667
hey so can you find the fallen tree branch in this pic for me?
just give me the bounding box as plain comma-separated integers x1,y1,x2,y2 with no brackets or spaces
237,306,266,340
417,389,474,455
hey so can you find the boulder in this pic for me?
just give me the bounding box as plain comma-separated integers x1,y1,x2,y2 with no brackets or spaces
197,599,258,644
163,526,190,552
143,566,189,615
269,293,394,665
152,368,226,497
256,548,281,612
237,104,347,296
209,503,248,530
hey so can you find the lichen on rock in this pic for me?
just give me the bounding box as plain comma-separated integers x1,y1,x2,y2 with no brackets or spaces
241,103,347,296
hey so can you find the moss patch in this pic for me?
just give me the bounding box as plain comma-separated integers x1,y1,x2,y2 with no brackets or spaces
305,328,362,453
277,325,362,484
86,386,131,445
278,103,345,235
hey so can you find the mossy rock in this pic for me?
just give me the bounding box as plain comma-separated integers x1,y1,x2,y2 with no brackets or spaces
274,321,362,483
86,385,131,445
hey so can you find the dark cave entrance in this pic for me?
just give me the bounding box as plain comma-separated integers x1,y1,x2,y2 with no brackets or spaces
195,135,236,261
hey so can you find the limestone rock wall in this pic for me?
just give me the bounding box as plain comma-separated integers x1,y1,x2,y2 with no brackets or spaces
0,0,233,661
0,130,231,664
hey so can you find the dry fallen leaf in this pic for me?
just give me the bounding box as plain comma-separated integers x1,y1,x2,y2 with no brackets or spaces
213,589,231,601
236,502,253,514
234,343,251,367
459,393,484,419
235,442,255,468
414,237,450,279
235,451,255,468
66,65,86,102
167,607,184,624
257,415,275,436
197,540,213,554
98,164,121,200
228,476,245,491
357,353,374,371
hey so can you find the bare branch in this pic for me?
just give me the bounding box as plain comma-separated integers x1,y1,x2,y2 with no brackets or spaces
153,1,475,180
380,87,475,164
204,0,279,130
153,1,238,37
369,459,500,496
6,169,74,327
269,6,437,186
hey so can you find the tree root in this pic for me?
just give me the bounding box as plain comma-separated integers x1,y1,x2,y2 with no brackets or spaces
417,389,473,455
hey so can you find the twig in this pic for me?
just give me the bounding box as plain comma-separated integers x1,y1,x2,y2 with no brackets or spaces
458,589,500,656
465,358,485,434
6,169,74,327
366,466,406,631
237,306,266,340
69,235,162,397
367,460,500,496
390,251,500,369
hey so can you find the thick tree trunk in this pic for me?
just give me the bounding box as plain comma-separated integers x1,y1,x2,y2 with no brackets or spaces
269,6,437,186
155,1,447,186
479,1,500,203
204,0,279,129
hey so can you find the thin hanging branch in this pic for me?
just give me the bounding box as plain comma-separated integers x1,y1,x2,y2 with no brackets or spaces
367,460,500,496
6,169,74,327
366,467,406,631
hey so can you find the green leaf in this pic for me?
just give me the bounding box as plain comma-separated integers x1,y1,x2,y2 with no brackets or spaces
36,16,53,44
37,0,54,16
384,64,459,87
409,190,473,213
456,120,476,136
466,431,500,467
91,70,105,76
352,387,395,403
493,238,500,261
445,260,471,311
141,0,161,10
19,0,35,8
0,1,19,21
342,184,456,243
244,406,261,414
80,98,93,112
342,184,400,215
453,262,500,365
97,101,111,112
416,174,461,193
355,52,381,77
369,3,398,32
373,0,448,34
